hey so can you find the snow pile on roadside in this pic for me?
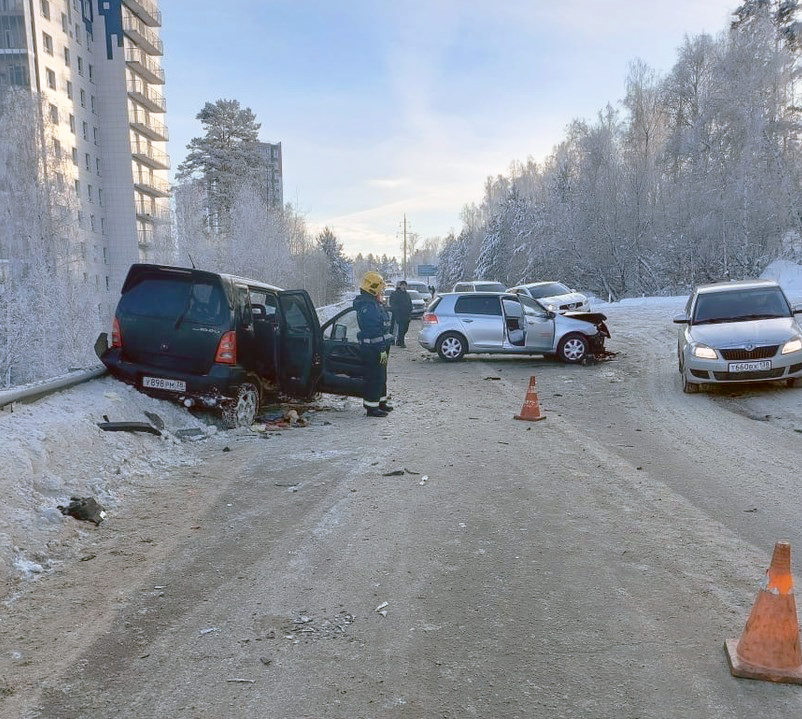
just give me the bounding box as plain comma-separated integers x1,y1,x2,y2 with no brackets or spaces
0,376,214,589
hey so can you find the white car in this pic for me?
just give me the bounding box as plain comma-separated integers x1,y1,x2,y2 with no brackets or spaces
507,282,590,313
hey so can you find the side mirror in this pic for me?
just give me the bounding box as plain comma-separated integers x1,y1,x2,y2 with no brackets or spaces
332,324,347,341
673,313,689,324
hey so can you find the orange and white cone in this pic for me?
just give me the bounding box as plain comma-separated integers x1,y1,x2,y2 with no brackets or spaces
725,541,802,683
514,375,546,422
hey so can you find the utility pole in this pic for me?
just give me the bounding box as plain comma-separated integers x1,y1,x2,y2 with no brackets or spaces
403,214,407,279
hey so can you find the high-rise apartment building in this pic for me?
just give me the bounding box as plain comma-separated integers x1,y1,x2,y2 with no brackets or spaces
255,141,283,210
0,0,168,302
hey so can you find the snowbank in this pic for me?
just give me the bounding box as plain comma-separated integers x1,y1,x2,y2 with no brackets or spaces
0,377,213,589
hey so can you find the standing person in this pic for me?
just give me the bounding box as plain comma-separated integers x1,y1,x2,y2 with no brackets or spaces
389,280,413,348
354,271,395,417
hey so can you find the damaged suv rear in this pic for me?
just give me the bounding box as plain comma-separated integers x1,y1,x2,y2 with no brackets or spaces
98,264,374,427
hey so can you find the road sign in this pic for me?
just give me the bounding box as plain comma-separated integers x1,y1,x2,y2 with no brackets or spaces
417,265,438,276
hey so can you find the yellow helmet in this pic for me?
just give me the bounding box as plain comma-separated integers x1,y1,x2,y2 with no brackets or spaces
360,271,385,297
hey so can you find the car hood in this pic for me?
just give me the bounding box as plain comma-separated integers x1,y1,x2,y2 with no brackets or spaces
690,317,801,346
539,292,586,307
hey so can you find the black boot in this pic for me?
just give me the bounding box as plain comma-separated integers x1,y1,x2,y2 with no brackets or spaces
366,406,388,417
379,401,394,412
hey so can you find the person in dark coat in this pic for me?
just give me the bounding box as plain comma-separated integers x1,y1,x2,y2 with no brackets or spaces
354,271,395,417
389,280,413,348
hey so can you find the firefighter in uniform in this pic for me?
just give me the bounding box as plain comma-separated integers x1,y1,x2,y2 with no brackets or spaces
354,271,395,417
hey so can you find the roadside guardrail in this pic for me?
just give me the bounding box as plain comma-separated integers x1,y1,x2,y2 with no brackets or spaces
0,366,107,409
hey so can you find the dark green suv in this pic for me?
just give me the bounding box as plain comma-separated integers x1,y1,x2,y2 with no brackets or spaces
98,264,374,427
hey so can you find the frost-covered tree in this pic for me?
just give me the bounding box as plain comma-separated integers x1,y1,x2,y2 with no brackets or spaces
316,228,352,304
0,89,102,385
175,99,267,235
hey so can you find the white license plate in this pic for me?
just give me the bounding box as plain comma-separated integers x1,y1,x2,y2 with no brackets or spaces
728,360,771,372
142,376,186,392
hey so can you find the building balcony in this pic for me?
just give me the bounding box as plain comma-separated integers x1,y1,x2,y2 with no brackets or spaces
123,0,161,27
129,108,168,141
134,173,170,197
137,227,153,248
125,48,164,84
132,142,169,170
135,202,170,223
128,80,166,113
122,19,163,56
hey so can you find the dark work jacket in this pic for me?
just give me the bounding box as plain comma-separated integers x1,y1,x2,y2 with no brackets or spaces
354,290,393,347
389,289,413,321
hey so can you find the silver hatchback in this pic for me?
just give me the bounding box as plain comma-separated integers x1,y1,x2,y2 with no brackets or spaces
674,279,802,393
418,292,610,363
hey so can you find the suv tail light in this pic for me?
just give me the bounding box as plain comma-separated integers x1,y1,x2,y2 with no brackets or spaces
422,312,438,325
214,331,237,364
111,317,122,348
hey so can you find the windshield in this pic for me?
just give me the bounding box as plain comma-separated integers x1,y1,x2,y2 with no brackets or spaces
526,282,570,298
692,287,791,324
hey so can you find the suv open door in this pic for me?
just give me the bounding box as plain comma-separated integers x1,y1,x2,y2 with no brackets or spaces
276,291,323,398
318,306,373,396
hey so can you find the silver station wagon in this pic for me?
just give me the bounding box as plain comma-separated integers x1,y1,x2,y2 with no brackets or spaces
418,292,610,363
674,279,802,393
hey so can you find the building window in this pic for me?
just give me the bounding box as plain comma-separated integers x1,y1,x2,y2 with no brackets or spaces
42,32,53,55
56,172,64,190
93,127,99,145
84,152,90,170
90,95,96,114
68,114,75,133
77,56,83,75
101,217,105,235
80,88,85,107
98,188,103,205
96,158,101,175
40,0,50,19
61,13,68,33
53,138,61,157
66,80,72,99
75,24,81,44
102,247,107,263
82,120,88,140
87,184,93,202
63,47,70,66
90,214,95,231
48,103,58,123
71,147,77,164
88,64,94,82
74,179,80,195
45,68,56,90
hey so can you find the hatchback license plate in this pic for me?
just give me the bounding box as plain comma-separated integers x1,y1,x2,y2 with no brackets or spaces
728,360,771,373
142,376,186,392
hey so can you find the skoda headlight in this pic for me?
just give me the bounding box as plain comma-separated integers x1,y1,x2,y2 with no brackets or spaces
692,343,717,360
782,337,802,355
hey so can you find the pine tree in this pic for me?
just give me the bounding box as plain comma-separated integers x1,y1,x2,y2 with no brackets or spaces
317,228,352,304
176,99,267,235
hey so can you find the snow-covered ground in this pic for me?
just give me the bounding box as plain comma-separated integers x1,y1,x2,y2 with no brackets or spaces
3,265,802,593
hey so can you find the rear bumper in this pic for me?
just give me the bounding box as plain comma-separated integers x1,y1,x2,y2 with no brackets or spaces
101,348,247,405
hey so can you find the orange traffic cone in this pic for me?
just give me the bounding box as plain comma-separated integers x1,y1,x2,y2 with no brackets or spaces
725,541,802,683
514,376,546,422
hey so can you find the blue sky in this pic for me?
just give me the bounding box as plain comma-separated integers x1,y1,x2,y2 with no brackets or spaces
162,1,738,258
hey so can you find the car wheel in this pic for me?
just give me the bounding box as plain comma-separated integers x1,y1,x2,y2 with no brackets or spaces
436,332,467,362
682,374,699,394
557,333,588,363
222,381,260,428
